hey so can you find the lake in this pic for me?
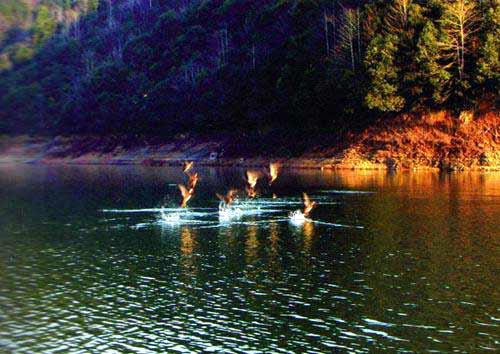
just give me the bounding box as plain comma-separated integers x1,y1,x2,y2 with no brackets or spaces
0,164,499,352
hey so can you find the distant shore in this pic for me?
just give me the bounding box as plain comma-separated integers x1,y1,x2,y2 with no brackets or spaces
1,110,498,171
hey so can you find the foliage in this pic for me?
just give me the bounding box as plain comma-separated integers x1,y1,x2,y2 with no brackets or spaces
11,44,34,64
32,5,57,46
415,21,450,106
0,0,498,139
476,3,500,93
364,34,405,112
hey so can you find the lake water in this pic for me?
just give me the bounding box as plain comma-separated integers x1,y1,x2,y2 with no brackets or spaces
0,164,499,353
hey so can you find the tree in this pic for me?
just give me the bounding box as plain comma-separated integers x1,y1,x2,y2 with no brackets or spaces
90,0,100,12
364,34,405,112
11,44,34,64
439,0,479,81
386,0,412,35
476,3,499,92
0,53,11,71
415,21,450,106
32,5,56,46
384,0,425,108
0,0,497,139
338,6,360,71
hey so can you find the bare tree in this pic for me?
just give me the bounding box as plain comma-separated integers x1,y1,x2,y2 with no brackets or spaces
324,9,330,55
111,39,124,61
107,0,115,29
72,16,81,40
439,0,479,80
386,0,412,35
217,27,229,67
251,42,256,70
338,6,359,71
356,7,361,63
82,50,96,77
323,1,336,57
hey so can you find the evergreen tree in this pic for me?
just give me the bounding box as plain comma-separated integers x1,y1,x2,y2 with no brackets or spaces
384,0,425,108
364,34,405,112
415,21,450,107
88,0,100,13
476,3,499,94
33,5,56,46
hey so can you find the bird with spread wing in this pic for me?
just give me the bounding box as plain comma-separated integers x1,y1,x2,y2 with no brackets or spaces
178,184,195,208
216,189,238,206
302,192,317,217
245,170,260,198
183,161,194,174
268,162,280,185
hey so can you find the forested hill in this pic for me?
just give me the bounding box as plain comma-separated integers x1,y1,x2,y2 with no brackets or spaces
0,0,498,145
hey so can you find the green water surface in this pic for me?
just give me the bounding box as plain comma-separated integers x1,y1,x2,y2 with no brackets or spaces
0,165,499,353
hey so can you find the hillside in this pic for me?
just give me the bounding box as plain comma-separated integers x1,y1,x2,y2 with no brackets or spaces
0,0,499,138
0,1,498,172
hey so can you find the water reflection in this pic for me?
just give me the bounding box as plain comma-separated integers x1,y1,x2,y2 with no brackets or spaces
268,221,283,278
245,224,259,265
0,164,499,352
302,220,315,256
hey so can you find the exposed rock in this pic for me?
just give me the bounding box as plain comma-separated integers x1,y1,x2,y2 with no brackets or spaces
315,110,499,171
0,110,498,171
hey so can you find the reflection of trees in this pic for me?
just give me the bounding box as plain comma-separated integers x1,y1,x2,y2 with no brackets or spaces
245,224,259,265
3,164,499,345
179,226,198,281
180,226,195,256
302,221,315,257
354,170,500,338
268,221,283,277
217,225,246,271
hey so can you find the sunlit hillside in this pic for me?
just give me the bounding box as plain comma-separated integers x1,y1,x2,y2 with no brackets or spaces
0,0,498,147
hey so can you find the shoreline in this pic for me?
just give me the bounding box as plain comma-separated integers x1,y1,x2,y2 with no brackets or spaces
1,108,499,172
1,160,497,172
0,143,498,172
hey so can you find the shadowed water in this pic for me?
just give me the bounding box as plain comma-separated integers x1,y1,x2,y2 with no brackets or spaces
0,165,499,352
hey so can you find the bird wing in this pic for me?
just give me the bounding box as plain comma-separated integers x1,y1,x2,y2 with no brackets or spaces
270,162,279,181
303,192,312,208
189,173,198,189
183,161,194,173
178,184,189,198
216,193,225,202
246,170,260,188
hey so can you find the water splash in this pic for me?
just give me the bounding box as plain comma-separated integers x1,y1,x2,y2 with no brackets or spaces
102,196,364,230
159,209,182,224
218,204,243,222
289,210,311,225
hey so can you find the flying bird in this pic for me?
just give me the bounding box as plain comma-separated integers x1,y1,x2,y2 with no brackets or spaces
216,189,238,206
245,170,260,198
178,184,194,208
245,170,260,189
188,172,199,190
302,193,317,217
268,162,280,185
245,185,257,198
183,161,194,173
